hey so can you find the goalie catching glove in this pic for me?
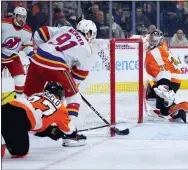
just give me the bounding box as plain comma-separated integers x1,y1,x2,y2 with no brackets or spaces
154,85,175,107
35,125,87,147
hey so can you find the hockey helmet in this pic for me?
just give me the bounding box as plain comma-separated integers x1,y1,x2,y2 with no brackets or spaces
13,6,27,27
149,29,164,49
77,19,97,42
44,81,64,100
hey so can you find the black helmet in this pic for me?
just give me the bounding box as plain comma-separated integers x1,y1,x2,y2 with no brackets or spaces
44,81,64,100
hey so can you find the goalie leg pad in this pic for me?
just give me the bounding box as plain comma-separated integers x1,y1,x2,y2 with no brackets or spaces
154,86,175,107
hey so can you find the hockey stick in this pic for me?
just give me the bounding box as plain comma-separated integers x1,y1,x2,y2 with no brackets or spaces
78,124,111,132
79,93,129,135
1,90,15,102
78,122,126,132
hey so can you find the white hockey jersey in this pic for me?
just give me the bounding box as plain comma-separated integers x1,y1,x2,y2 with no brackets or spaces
1,17,33,63
33,26,93,83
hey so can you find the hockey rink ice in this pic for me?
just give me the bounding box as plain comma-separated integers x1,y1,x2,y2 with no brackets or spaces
2,90,188,170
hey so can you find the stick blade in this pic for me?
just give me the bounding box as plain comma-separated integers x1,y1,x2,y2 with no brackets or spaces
113,128,130,135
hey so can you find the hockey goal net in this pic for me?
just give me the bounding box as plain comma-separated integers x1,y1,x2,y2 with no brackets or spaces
77,39,144,136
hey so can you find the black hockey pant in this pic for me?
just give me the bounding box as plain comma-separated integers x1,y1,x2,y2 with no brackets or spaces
1,103,31,156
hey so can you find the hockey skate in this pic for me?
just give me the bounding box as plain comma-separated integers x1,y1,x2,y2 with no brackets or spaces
62,130,87,147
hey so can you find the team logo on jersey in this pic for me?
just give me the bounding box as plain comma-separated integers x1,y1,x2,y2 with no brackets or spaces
184,55,188,64
2,37,21,50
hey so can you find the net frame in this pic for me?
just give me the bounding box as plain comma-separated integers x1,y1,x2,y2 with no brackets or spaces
110,39,144,136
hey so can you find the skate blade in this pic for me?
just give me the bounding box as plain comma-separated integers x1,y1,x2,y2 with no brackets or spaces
62,139,87,147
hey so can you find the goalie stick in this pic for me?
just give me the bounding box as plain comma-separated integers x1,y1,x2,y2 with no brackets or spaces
80,93,130,135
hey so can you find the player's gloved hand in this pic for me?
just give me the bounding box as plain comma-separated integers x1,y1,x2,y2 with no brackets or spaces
154,85,175,107
35,125,64,141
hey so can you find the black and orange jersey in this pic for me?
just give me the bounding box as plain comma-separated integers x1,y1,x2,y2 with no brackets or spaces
145,42,181,84
10,92,71,133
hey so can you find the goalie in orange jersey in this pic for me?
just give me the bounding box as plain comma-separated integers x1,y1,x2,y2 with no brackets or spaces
1,81,86,158
145,29,187,123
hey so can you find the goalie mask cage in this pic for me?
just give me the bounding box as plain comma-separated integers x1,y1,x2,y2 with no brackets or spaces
77,39,144,136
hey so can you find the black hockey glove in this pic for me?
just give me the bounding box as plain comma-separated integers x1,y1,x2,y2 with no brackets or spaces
62,129,87,140
35,125,64,141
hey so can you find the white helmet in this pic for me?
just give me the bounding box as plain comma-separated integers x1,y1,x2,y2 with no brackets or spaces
13,6,27,27
149,29,164,49
77,19,97,42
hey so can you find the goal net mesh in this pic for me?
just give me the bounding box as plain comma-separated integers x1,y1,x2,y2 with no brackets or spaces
76,39,143,136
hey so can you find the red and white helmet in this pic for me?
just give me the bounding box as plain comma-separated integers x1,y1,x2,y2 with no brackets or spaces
77,19,97,42
13,6,27,27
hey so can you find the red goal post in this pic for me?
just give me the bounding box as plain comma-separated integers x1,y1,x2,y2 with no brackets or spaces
78,38,144,136
110,39,144,127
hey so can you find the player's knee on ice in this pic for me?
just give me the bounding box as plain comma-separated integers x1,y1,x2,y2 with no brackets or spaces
2,103,31,157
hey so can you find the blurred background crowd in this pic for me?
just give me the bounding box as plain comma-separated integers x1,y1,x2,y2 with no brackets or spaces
2,0,188,46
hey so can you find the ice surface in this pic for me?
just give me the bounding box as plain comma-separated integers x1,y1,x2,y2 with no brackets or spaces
2,90,188,170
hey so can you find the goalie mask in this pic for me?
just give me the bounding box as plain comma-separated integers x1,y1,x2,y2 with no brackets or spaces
149,29,164,49
44,81,64,100
77,19,97,42
13,6,27,27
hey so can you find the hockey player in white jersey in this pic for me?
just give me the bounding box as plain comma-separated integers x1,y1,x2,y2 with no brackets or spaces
1,7,33,98
24,20,97,146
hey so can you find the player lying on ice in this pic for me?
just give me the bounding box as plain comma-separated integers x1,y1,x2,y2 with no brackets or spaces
145,29,188,123
23,19,97,146
2,81,86,158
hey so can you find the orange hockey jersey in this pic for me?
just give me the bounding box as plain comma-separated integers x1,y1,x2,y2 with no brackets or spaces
9,92,71,133
145,41,181,84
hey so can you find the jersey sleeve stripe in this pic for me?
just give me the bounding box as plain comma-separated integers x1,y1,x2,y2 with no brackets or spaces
67,111,78,117
41,26,50,40
71,69,89,81
37,27,50,42
67,102,80,117
37,28,47,42
34,48,69,69
71,72,87,80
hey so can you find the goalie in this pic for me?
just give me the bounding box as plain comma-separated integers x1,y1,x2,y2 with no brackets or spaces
145,29,187,123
